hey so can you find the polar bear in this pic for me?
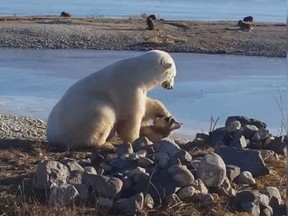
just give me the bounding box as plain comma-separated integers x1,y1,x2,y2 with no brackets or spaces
47,50,177,149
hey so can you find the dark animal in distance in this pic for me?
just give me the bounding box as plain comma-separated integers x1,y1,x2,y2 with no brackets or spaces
237,20,254,31
146,14,157,30
243,16,253,22
60,11,71,17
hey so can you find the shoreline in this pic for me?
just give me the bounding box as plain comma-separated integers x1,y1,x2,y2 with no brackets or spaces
0,16,286,58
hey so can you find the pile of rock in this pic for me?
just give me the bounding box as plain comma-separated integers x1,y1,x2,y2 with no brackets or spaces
32,116,286,215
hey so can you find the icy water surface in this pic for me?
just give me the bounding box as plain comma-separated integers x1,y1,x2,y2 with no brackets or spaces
0,0,285,23
0,49,286,139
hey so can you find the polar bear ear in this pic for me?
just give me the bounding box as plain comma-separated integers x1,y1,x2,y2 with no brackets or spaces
160,57,172,69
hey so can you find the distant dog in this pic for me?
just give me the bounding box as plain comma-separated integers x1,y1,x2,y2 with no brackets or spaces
140,116,182,143
60,11,71,17
237,20,254,31
146,14,157,30
243,16,253,22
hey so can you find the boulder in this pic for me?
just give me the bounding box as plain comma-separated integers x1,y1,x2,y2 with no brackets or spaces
176,185,195,201
48,183,79,207
237,171,256,185
132,136,153,152
33,161,70,190
116,142,133,155
115,193,144,215
226,164,241,182
196,153,226,187
259,187,282,207
225,116,266,129
168,165,195,187
155,138,181,158
215,146,269,177
226,120,241,133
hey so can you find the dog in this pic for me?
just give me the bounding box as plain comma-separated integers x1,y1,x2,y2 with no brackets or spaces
140,116,182,143
146,14,157,30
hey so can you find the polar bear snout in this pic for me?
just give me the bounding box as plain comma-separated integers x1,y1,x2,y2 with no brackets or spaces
161,80,174,90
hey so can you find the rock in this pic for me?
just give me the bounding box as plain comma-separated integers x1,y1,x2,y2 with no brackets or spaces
168,165,194,187
210,177,236,198
234,190,263,215
48,183,79,207
229,133,247,148
136,150,148,157
187,159,201,176
137,157,154,168
155,138,181,158
126,167,147,177
96,197,114,208
144,194,154,209
82,173,123,199
215,146,269,177
264,136,287,155
226,164,241,182
68,171,83,184
243,125,259,139
77,158,92,167
73,184,89,202
209,127,230,146
83,166,97,175
261,206,273,216
100,162,113,172
191,179,208,194
259,187,282,207
252,128,271,142
176,185,195,201
133,136,153,152
153,152,170,168
108,157,137,170
225,116,266,129
172,149,192,163
33,161,70,190
116,193,144,215
116,142,133,155
196,153,226,187
61,159,84,172
237,171,256,185
194,193,214,206
226,120,241,133
272,204,286,216
165,193,181,206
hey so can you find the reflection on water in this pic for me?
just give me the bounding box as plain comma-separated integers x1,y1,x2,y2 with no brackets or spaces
0,49,286,139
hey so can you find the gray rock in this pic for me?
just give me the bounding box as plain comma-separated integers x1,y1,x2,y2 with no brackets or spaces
187,159,201,176
48,183,79,207
61,159,84,173
259,187,282,207
136,150,148,157
230,133,247,148
194,193,214,206
82,173,123,199
108,157,137,170
191,179,208,194
168,165,194,187
209,127,230,146
172,149,192,163
144,194,154,209
33,161,70,190
226,120,241,133
196,153,226,187
137,157,154,168
226,164,241,182
240,201,261,216
215,146,269,177
96,197,114,208
225,116,266,129
153,152,170,168
68,171,83,184
243,125,259,139
264,136,287,155
165,193,181,206
272,204,286,216
83,166,97,175
116,142,133,155
73,184,89,202
261,206,273,216
116,193,144,215
234,190,263,215
155,138,181,158
176,185,195,201
237,171,256,185
77,158,91,167
132,136,153,152
252,128,270,142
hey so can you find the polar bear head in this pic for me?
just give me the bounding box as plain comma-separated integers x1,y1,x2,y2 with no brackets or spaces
140,50,177,91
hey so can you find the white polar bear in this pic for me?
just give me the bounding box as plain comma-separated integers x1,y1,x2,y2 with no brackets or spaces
47,50,177,149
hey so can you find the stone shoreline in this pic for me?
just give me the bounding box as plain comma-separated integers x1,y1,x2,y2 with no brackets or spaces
0,16,286,57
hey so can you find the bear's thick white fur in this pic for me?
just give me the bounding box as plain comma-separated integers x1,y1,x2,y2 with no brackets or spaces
47,50,177,149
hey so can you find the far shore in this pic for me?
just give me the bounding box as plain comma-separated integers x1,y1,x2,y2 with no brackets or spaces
0,16,286,58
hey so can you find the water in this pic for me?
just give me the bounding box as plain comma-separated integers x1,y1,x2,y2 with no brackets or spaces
0,49,286,139
0,0,285,23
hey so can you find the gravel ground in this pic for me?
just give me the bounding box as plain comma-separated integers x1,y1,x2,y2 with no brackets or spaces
0,16,286,57
0,114,47,141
